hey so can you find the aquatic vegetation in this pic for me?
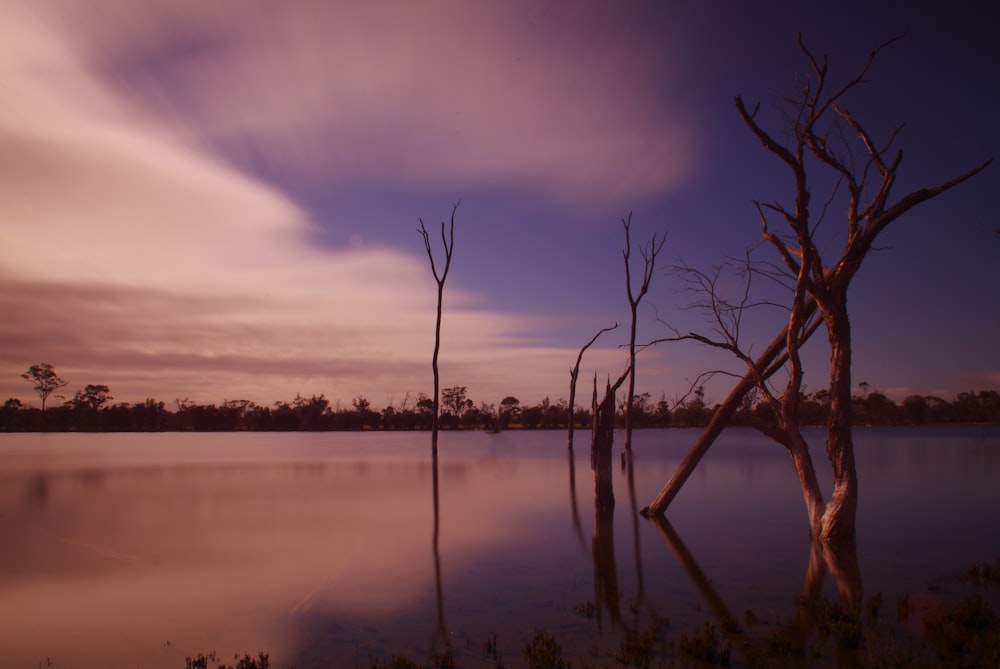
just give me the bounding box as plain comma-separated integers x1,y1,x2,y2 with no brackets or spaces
522,632,568,669
185,651,269,669
615,629,656,668
678,622,731,666
367,655,421,669
962,559,1000,589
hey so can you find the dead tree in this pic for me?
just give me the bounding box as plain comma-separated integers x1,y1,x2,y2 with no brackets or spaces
418,201,459,454
592,365,631,510
622,214,666,452
649,262,827,531
643,36,989,544
641,309,819,516
568,322,618,450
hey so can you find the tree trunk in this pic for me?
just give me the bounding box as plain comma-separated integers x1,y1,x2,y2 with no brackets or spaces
430,281,444,454
570,323,617,450
592,377,616,510
640,311,817,516
568,367,579,449
819,302,858,542
784,435,826,536
625,310,638,452
417,204,457,456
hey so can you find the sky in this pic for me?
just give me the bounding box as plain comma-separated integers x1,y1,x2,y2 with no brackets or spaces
1,0,997,411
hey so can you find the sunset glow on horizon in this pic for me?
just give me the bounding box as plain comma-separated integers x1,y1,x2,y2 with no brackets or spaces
1,1,997,410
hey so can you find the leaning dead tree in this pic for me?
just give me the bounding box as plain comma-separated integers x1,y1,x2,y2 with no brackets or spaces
654,261,828,531
642,35,990,543
568,322,618,450
418,200,459,453
622,214,665,452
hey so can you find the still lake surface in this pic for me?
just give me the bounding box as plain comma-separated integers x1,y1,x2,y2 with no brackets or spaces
1,426,998,668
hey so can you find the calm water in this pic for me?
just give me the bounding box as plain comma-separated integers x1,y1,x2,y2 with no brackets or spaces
1,426,998,668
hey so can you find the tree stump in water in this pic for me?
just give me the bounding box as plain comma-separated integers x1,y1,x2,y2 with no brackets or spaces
591,376,616,510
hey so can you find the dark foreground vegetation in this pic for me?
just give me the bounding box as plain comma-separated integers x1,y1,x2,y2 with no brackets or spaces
3,383,999,433
179,559,1000,669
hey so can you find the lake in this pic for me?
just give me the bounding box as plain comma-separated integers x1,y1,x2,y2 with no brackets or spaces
1,426,998,668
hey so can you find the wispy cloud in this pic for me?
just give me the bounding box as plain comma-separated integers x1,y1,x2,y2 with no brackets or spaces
0,2,696,406
38,1,696,206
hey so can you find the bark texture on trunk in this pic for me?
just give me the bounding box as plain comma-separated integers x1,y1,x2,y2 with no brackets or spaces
819,303,858,542
784,436,826,536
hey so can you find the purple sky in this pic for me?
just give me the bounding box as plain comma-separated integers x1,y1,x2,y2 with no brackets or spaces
1,1,997,410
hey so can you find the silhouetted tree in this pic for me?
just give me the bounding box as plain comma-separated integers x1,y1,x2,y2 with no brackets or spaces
65,384,113,430
68,384,113,411
350,395,373,428
622,214,665,452
293,393,331,430
0,398,28,431
499,396,520,429
669,386,714,427
441,385,470,427
1,382,995,432
131,398,169,431
416,393,435,430
21,363,67,413
418,201,459,451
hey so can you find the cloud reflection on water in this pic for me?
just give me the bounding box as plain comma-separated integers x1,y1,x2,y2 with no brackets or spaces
1,428,998,667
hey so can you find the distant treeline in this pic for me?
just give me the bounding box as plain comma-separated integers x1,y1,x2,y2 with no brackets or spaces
2,385,999,432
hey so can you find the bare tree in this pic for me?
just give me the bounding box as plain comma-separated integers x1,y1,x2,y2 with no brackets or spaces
622,213,665,451
643,35,989,544
654,261,827,530
568,322,618,450
418,200,459,452
592,364,631,510
21,363,67,412
641,308,819,518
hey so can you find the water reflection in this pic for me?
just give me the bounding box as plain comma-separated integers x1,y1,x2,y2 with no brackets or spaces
567,446,586,550
0,428,997,668
592,489,622,626
651,511,864,665
589,442,656,641
651,515,743,637
25,473,49,507
624,449,646,614
429,444,450,660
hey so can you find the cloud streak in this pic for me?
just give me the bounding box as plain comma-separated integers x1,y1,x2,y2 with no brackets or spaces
42,0,696,206
4,2,665,406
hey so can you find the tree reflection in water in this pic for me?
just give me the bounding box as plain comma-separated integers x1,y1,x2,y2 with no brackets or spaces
588,429,866,667
589,430,660,646
429,442,451,662
651,513,864,666
4,430,997,668
567,446,586,551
